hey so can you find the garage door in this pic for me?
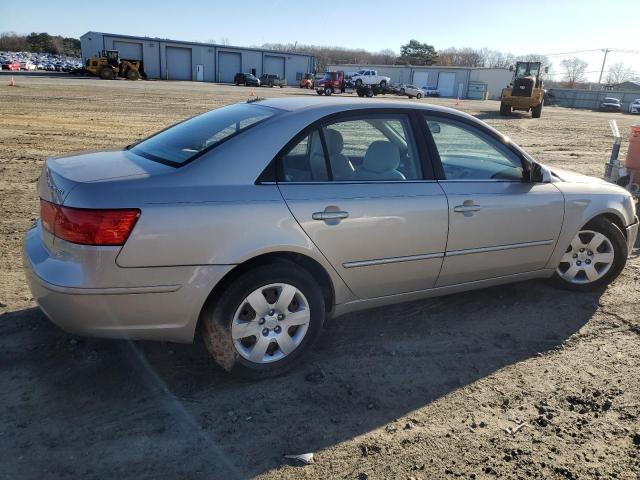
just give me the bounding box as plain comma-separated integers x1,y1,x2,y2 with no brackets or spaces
437,72,456,97
218,51,241,83
412,71,430,88
264,55,285,78
113,41,143,61
166,46,192,81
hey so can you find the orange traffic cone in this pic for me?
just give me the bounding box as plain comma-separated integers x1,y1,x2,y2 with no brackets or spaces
8,76,16,87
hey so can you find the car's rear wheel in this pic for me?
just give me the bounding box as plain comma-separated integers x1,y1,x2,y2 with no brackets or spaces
416,93,422,99
551,218,627,291
324,87,332,96
201,263,325,378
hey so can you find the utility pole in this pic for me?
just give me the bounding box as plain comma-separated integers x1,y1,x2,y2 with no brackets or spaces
598,48,610,85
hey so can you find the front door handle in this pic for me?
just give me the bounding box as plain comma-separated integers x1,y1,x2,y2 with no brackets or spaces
312,211,349,221
453,205,482,213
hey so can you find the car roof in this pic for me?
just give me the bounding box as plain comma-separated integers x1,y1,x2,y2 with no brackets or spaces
258,96,465,116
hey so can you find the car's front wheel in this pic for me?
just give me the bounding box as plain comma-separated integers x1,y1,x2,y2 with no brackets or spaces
551,218,627,291
201,263,325,378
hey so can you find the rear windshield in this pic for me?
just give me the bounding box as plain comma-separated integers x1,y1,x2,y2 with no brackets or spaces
130,103,277,166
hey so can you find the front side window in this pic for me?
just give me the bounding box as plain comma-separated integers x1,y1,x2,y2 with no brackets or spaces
280,114,422,182
425,116,524,181
131,103,276,166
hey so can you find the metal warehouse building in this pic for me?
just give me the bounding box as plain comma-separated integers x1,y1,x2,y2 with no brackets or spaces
80,31,315,84
328,64,513,100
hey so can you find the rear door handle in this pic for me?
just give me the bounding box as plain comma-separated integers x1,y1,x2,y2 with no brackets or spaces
312,211,349,221
453,205,482,213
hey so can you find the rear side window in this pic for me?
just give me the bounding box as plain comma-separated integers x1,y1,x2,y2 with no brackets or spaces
130,103,277,166
279,114,421,182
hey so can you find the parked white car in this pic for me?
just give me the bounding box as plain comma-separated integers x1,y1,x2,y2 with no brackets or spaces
422,86,441,97
350,69,391,87
20,61,36,71
629,99,640,114
398,84,423,99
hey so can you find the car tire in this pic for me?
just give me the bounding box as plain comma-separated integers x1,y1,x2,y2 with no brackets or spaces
380,80,387,88
499,102,510,116
366,89,374,98
417,93,422,99
550,218,628,292
316,90,323,96
532,101,543,118
324,87,332,96
201,262,325,378
355,79,363,87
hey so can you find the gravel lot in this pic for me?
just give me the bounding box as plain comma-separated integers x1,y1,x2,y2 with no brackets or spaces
1,73,639,480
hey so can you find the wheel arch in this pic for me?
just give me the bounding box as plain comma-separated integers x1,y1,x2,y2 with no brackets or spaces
583,211,628,239
197,251,337,333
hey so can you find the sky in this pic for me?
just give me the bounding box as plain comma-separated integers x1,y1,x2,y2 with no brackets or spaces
1,0,638,82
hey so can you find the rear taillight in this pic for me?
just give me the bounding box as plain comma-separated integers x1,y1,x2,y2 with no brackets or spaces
40,200,140,246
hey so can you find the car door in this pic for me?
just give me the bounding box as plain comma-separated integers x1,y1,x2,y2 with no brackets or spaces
277,111,448,299
422,114,564,286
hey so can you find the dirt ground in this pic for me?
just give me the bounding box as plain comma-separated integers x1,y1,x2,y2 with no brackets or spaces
1,73,639,480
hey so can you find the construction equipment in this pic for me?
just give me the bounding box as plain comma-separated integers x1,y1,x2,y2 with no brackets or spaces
499,61,545,118
604,120,640,204
85,50,145,81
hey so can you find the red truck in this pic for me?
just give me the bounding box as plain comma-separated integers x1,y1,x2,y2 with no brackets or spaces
2,61,21,71
315,71,346,96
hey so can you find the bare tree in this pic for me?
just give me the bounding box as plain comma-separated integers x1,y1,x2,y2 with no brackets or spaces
437,47,483,67
561,57,588,88
479,48,515,68
605,62,637,84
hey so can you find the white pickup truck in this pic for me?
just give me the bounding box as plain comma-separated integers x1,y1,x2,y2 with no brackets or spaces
350,69,391,87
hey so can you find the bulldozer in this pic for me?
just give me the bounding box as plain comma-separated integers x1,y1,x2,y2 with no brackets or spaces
499,61,545,118
85,50,145,80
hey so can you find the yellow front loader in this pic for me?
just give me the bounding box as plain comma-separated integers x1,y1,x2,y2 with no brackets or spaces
85,50,145,81
500,61,545,118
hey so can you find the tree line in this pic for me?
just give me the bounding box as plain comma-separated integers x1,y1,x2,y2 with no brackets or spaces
0,32,81,56
262,39,550,71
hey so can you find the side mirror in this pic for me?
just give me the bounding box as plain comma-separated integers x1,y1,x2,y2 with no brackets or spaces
529,162,544,183
428,121,441,134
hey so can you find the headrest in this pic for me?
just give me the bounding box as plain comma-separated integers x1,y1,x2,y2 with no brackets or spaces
324,128,344,155
363,141,400,173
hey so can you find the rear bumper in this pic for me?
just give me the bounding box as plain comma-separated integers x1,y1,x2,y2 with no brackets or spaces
23,223,233,343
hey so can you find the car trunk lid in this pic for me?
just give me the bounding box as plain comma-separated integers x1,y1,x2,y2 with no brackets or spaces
38,149,173,204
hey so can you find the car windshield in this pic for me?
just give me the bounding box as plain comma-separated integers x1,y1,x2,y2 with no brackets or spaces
323,72,338,80
130,103,277,166
604,98,620,103
515,62,540,77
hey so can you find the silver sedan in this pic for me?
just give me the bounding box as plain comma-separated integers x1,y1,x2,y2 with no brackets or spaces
398,84,423,99
24,98,638,377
